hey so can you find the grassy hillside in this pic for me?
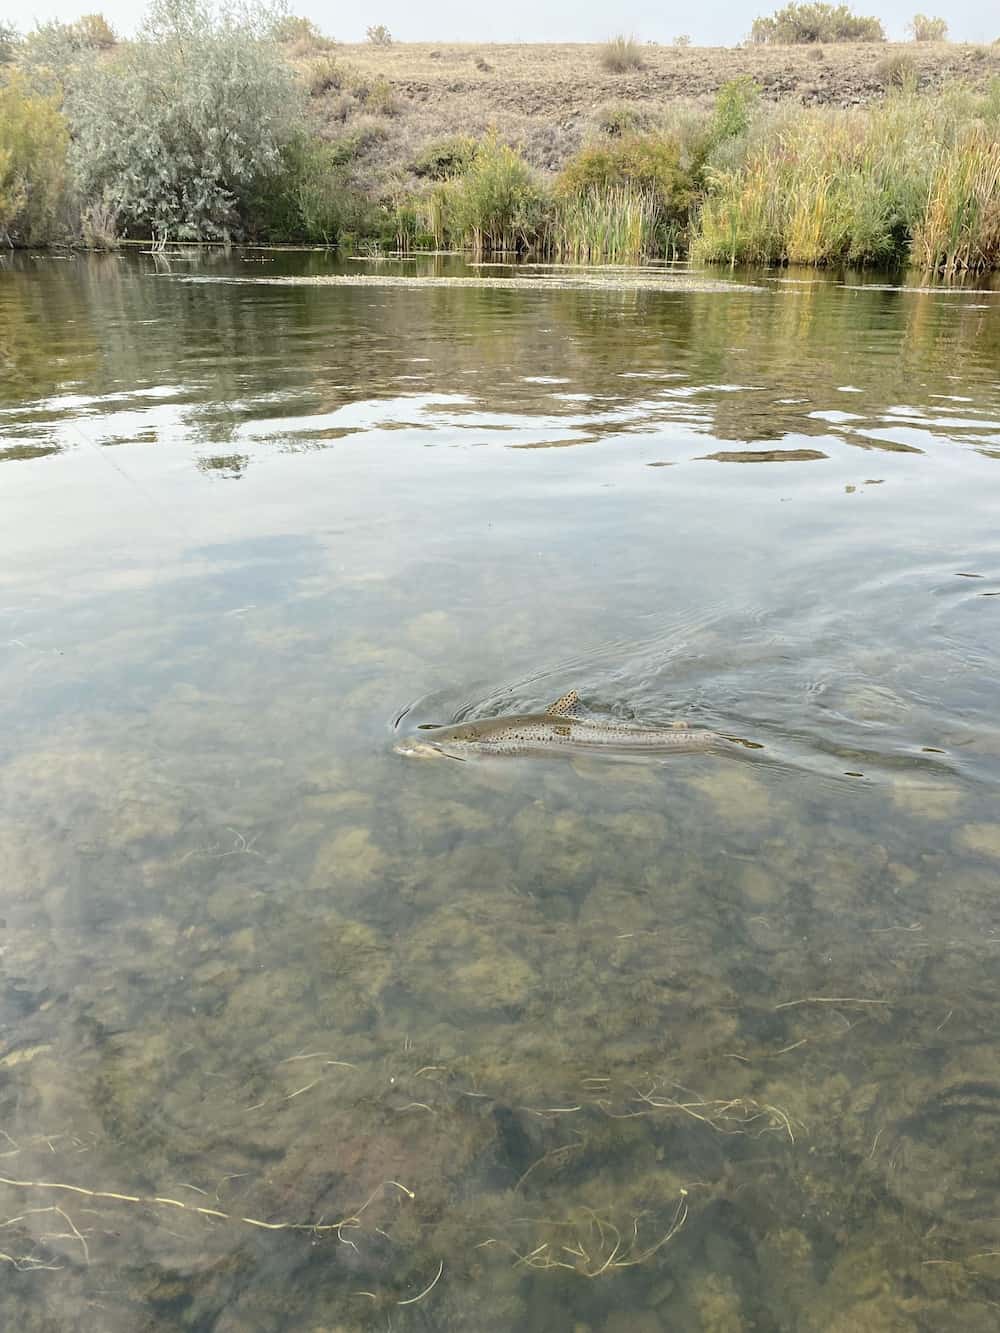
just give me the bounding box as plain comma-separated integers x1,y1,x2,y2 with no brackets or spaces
320,40,1000,180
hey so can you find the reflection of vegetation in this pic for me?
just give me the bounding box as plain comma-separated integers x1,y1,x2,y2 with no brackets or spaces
196,452,249,478
0,443,62,462
0,258,101,403
4,250,1000,467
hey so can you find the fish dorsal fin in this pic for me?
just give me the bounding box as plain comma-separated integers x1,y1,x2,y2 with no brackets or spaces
546,689,583,718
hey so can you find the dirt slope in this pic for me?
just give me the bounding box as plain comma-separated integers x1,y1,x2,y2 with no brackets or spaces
316,41,1000,179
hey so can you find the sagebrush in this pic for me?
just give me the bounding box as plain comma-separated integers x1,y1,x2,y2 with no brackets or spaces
750,3,885,43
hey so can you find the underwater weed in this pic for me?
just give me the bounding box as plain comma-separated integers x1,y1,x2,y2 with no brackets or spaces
0,1172,415,1240
477,1192,689,1277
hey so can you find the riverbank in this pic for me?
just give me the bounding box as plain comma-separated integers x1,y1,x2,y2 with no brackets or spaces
326,39,1000,178
3,23,1000,271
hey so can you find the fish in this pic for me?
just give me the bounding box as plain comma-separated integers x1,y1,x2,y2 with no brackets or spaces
393,690,725,762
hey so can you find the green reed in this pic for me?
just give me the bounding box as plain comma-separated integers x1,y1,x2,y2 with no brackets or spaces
912,130,1000,274
544,186,662,264
692,90,1000,272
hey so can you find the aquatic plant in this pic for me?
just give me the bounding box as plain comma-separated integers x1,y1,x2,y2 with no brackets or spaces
693,90,1000,269
546,185,663,263
912,130,1000,273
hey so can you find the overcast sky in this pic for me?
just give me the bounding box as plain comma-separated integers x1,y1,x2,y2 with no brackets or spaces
19,0,996,47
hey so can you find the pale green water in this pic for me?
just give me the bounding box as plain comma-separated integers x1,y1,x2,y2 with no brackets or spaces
2,250,1000,1331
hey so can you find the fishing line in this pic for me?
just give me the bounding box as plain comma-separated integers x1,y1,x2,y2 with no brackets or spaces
60,412,193,544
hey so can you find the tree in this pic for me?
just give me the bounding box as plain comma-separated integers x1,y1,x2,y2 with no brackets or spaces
0,22,19,64
0,73,69,245
68,0,304,242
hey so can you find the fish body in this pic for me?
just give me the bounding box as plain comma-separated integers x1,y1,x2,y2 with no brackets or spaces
394,690,722,761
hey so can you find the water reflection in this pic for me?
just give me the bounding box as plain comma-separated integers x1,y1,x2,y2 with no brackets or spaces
1,251,1000,1330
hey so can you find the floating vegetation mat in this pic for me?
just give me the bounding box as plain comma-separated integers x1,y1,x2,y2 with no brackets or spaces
165,272,765,294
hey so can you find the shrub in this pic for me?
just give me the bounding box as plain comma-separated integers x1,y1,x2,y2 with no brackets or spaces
750,3,885,43
876,51,918,88
80,198,119,248
673,34,692,47
0,22,19,64
599,35,645,73
270,15,335,50
362,75,399,116
73,14,117,48
20,20,94,86
247,133,380,244
0,72,69,245
22,12,117,71
907,14,947,42
366,24,392,45
327,119,388,165
474,55,493,71
304,54,342,96
559,135,692,219
68,0,304,242
411,135,477,179
594,102,644,137
711,76,760,142
433,134,547,253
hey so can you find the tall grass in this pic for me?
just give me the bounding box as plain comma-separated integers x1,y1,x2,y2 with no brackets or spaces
913,131,1000,273
693,90,1000,271
599,35,645,73
546,186,661,263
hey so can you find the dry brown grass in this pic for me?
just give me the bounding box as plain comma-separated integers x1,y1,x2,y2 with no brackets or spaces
302,41,1000,205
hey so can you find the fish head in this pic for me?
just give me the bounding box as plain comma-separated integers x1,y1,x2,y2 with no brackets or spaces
393,736,466,761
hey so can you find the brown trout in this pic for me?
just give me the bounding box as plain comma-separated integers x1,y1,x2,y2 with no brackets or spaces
394,690,722,761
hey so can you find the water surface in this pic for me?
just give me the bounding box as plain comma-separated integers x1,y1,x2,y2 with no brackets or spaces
2,250,1000,1331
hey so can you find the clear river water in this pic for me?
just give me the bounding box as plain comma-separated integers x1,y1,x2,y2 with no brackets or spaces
2,249,1000,1331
